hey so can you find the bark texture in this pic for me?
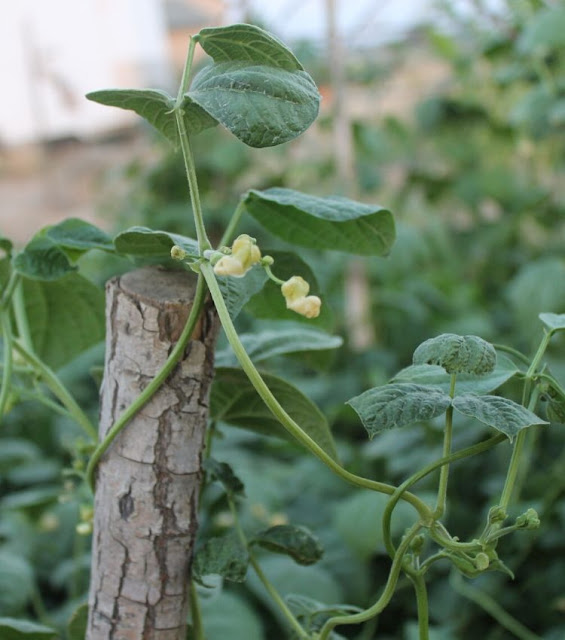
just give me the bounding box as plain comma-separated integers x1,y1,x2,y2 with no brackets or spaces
87,267,218,640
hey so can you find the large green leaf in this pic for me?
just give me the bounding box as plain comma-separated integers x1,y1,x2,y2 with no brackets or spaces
113,226,199,259
215,326,342,367
196,23,303,70
242,188,395,255
452,395,548,441
210,367,338,460
193,531,249,583
215,266,269,319
251,524,323,566
413,334,496,375
44,218,113,254
13,236,76,281
0,619,57,640
86,89,217,144
244,251,332,329
393,354,518,396
347,383,452,438
23,273,105,370
188,62,319,148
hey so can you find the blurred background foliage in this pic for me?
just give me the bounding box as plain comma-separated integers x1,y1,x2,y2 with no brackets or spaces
2,1,565,638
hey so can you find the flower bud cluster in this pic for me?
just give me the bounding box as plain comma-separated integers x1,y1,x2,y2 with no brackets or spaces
213,234,261,277
281,276,321,319
515,508,540,530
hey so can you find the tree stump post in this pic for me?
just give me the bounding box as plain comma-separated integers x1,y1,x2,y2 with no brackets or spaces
87,267,218,640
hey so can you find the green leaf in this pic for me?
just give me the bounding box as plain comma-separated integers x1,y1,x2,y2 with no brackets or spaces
215,266,269,319
210,367,338,460
517,7,565,54
393,354,518,396
0,551,35,615
215,326,343,367
347,383,452,438
0,618,57,640
193,531,249,583
539,313,565,334
0,487,61,511
23,273,105,370
113,226,199,259
86,89,217,145
0,236,13,256
200,591,265,640
188,62,319,148
452,394,548,441
413,334,497,375
13,236,76,281
243,188,395,255
244,251,332,329
203,458,245,497
196,23,304,71
45,218,113,254
251,524,323,566
67,603,88,640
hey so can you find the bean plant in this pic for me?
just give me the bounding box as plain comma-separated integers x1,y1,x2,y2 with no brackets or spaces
1,23,564,640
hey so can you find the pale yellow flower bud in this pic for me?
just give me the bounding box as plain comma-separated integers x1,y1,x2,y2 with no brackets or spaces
213,255,247,277
213,234,262,277
170,245,188,261
287,295,322,319
281,276,310,301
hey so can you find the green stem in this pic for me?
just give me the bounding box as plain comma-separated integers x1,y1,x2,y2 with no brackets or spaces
0,272,20,309
0,312,14,419
201,262,432,522
175,37,197,108
264,264,285,286
189,579,205,640
219,200,247,248
318,523,423,640
382,434,505,556
435,374,456,518
492,343,530,367
85,274,207,491
12,340,97,440
450,572,541,640
410,573,430,640
13,281,33,352
17,386,76,420
228,497,308,639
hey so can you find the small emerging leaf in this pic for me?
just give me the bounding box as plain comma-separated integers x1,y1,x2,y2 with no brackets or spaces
86,89,216,145
347,383,452,438
539,312,565,334
243,188,395,256
113,226,199,259
452,394,548,441
196,23,303,71
193,531,249,583
251,524,323,566
188,62,319,148
203,458,245,497
413,334,496,375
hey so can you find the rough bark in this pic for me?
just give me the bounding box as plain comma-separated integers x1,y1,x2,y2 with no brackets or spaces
87,266,219,640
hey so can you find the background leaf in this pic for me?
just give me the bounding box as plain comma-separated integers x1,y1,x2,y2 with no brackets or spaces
210,367,338,460
347,383,452,438
251,524,324,566
196,23,304,70
452,394,548,441
242,188,395,255
215,326,343,367
0,618,57,640
86,89,217,144
23,273,105,370
188,62,319,148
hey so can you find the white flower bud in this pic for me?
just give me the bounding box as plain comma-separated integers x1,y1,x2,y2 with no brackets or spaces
281,276,310,301
213,255,247,277
287,295,322,318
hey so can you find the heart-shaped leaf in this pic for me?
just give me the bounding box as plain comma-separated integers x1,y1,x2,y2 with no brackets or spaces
413,334,496,375
347,383,452,438
251,524,323,566
211,367,338,460
452,394,548,441
113,226,199,259
195,23,303,71
188,62,319,148
86,90,217,145
242,188,395,255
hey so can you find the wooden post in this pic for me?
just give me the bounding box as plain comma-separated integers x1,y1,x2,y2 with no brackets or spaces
87,267,218,640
